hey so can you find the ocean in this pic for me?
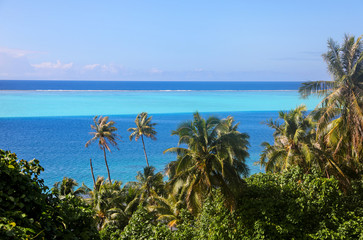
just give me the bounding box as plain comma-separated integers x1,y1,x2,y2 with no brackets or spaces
0,80,303,91
0,80,320,188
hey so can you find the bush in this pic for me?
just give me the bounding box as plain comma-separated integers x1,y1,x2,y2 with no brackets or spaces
175,167,363,239
235,167,363,239
119,206,172,240
0,150,99,239
171,209,196,240
196,190,237,239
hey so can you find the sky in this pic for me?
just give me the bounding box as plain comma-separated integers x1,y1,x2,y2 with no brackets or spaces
0,1,362,81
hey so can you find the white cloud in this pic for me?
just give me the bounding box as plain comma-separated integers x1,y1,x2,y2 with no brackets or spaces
31,60,73,70
150,68,163,73
83,64,100,70
101,64,120,74
0,53,33,78
0,47,42,58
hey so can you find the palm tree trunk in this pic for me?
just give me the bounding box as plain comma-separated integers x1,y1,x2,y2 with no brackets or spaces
103,147,112,184
141,135,150,167
90,158,96,188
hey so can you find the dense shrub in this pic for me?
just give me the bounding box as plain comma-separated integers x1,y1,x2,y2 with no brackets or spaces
235,167,363,239
196,191,237,239
171,209,196,240
119,206,171,240
1,149,361,239
109,167,362,240
0,150,99,239
53,195,100,239
166,167,362,240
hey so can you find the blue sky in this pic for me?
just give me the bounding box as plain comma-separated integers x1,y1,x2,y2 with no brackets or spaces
0,1,362,81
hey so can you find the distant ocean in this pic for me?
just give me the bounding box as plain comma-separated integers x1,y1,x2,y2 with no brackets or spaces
0,80,303,91
0,80,320,187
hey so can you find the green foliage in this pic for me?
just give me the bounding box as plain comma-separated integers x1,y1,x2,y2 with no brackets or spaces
2,148,362,239
128,112,157,167
299,35,363,183
53,195,100,240
0,150,100,239
154,167,361,240
135,166,165,200
259,105,316,173
0,150,50,239
119,206,171,240
164,112,250,213
91,177,129,232
86,115,121,183
235,167,363,239
52,177,91,198
171,209,196,240
196,190,237,240
99,224,123,240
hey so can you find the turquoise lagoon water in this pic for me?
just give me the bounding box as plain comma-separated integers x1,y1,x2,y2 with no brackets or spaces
0,90,320,117
0,90,321,187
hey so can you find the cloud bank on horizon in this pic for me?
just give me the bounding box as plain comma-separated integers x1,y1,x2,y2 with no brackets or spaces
0,1,361,81
0,46,329,81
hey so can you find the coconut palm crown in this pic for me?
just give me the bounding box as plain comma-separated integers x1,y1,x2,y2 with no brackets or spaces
259,105,316,173
164,112,249,213
128,112,157,167
52,177,90,199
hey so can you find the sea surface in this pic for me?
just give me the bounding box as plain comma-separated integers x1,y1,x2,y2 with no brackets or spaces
0,80,320,188
0,80,303,91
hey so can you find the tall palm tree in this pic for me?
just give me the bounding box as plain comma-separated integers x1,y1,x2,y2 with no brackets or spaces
258,105,316,173
299,35,363,168
85,116,120,184
164,112,249,213
128,112,157,167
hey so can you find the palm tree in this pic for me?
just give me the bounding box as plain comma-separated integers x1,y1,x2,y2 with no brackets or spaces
164,112,249,213
85,116,120,184
148,193,185,229
52,177,90,199
128,112,157,167
299,35,363,168
125,166,165,212
135,166,165,199
259,105,354,189
308,138,351,188
258,105,316,173
90,177,128,231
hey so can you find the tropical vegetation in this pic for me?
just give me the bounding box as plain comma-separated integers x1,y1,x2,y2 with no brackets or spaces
1,35,362,239
164,112,249,213
86,115,121,184
259,35,363,190
299,35,363,181
128,112,157,167
259,105,315,173
52,177,90,199
0,150,99,239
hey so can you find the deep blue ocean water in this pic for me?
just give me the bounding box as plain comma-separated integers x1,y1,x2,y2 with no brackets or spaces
0,80,303,90
0,80,320,187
